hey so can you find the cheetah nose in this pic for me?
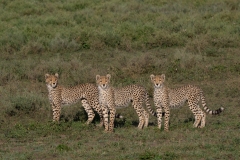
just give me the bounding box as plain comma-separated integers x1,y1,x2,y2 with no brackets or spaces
102,84,106,87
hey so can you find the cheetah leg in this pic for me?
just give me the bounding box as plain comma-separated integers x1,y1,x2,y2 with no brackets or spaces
81,99,95,125
52,103,61,122
143,110,149,128
102,105,109,131
194,112,202,128
95,105,104,127
108,106,116,132
163,107,170,131
193,113,201,128
155,103,163,130
133,102,145,129
188,100,201,128
191,107,202,128
199,112,206,128
198,106,206,128
90,102,104,127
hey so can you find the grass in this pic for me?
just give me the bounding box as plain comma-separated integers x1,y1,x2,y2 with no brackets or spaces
0,0,240,159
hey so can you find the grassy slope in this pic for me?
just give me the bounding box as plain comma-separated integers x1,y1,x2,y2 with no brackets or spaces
0,0,240,159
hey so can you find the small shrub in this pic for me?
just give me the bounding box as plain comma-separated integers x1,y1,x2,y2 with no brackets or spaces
205,47,224,57
225,0,240,10
224,87,240,98
48,122,72,133
19,41,45,55
49,34,80,52
194,22,207,35
139,151,158,160
230,63,240,74
162,151,178,160
60,2,89,11
56,144,71,152
210,35,239,48
60,106,87,122
185,35,210,54
146,31,185,49
123,55,156,76
5,124,28,138
9,92,46,115
101,31,121,48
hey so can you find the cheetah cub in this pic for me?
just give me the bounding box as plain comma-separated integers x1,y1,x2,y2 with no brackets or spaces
150,74,224,131
96,74,156,132
45,73,103,126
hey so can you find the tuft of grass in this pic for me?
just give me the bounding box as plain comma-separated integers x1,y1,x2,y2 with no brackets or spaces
56,144,71,152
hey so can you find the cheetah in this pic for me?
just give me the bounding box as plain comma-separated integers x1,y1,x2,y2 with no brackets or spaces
150,74,224,131
45,73,103,126
96,74,156,132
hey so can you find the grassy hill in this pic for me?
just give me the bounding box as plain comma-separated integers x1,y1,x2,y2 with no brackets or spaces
0,0,240,159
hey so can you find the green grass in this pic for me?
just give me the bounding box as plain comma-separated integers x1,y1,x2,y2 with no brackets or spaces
0,0,240,159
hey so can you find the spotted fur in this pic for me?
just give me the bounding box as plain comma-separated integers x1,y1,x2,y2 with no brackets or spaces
45,73,103,126
96,74,156,132
150,74,224,131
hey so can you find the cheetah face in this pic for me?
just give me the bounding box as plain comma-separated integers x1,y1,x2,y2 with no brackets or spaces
150,74,165,88
96,74,111,89
45,73,59,88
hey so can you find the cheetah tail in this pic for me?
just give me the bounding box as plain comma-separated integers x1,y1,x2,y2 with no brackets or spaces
145,92,157,117
201,91,224,115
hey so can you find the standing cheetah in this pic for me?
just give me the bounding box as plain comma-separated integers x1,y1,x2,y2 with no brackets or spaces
150,74,224,131
45,73,103,126
96,74,156,132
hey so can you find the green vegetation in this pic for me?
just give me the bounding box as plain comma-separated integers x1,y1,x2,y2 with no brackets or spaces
0,0,240,159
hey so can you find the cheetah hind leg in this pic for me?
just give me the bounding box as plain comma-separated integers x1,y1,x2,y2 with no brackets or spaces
193,109,203,128
90,103,104,127
193,115,201,128
134,105,145,129
199,112,206,128
81,99,95,125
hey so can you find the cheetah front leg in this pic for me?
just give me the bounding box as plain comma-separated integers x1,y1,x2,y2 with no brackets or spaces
162,105,170,131
157,102,170,131
101,105,109,132
155,104,163,130
81,99,95,125
143,110,149,128
52,102,61,122
108,104,116,132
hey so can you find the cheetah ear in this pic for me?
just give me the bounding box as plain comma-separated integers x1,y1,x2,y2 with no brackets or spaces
150,74,155,81
161,74,165,81
106,74,111,80
45,73,50,79
55,73,59,78
96,75,100,81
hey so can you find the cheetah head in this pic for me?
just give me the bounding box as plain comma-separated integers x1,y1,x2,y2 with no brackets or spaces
45,73,59,88
150,74,165,88
96,74,111,89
